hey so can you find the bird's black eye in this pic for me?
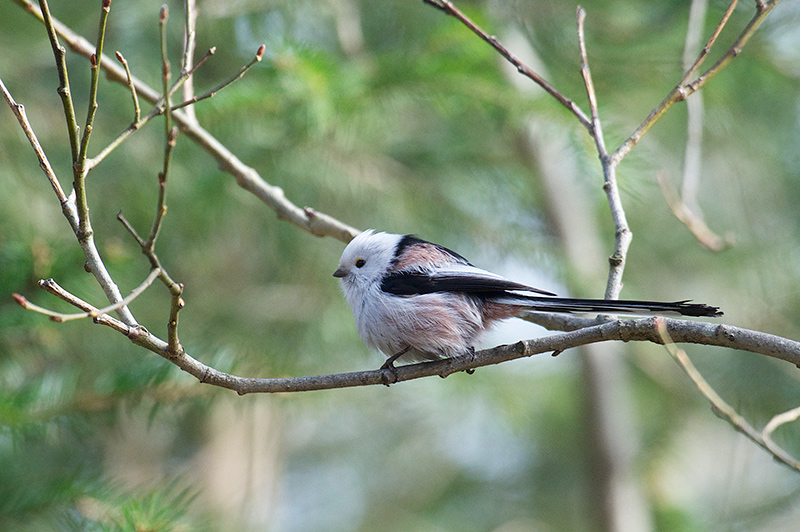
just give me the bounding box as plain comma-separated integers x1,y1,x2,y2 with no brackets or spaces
355,258,366,268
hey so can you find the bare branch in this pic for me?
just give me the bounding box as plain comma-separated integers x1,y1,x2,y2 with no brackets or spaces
1,77,71,211
656,171,730,251
117,210,184,356
15,0,357,242
76,0,111,168
172,45,265,111
612,0,781,164
16,275,800,393
176,47,216,90
575,7,632,299
3,76,134,323
656,318,800,473
423,0,592,131
13,269,160,322
37,0,80,162
577,7,602,150
652,0,731,250
682,0,736,83
35,278,138,336
180,0,199,122
763,407,800,454
115,51,140,123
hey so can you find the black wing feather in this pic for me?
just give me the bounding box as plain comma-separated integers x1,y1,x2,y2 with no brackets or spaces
381,270,555,296
380,271,722,317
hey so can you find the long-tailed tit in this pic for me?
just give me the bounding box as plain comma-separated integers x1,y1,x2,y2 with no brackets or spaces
333,230,722,369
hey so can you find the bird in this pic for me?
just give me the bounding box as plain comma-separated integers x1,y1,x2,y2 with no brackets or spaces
333,230,722,369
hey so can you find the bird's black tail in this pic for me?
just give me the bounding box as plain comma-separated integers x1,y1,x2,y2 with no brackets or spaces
498,295,722,318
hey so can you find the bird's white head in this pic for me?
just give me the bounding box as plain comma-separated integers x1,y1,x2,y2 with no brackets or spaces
333,230,403,295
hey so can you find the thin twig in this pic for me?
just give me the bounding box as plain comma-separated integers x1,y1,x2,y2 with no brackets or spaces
117,211,185,356
656,171,730,251
180,0,198,121
172,45,265,111
680,0,708,213
37,0,80,162
681,0,736,83
15,0,358,241
165,281,185,357
763,406,800,453
88,43,215,171
159,5,171,108
86,98,168,171
152,4,174,253
35,278,139,337
4,76,132,323
655,317,800,473
177,47,216,89
37,0,136,325
422,0,592,131
612,0,780,164
115,51,140,123
576,6,631,299
653,0,730,250
76,0,111,168
13,268,161,322
0,77,71,212
147,128,177,250
577,7,602,148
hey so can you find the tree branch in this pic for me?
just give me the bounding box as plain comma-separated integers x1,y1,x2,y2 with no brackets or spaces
656,318,800,473
12,268,160,323
1,75,136,325
15,276,800,394
611,0,780,164
422,0,592,131
575,7,633,299
12,0,358,243
655,0,731,251
114,51,141,124
37,0,79,162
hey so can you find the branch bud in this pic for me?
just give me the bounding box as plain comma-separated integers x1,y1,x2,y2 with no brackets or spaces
256,44,266,62
159,4,168,23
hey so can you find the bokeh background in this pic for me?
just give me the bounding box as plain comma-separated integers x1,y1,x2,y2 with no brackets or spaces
2,0,800,530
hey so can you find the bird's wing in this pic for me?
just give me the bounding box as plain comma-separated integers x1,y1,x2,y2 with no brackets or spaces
381,265,556,297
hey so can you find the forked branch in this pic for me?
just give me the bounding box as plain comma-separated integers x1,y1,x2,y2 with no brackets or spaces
657,318,800,473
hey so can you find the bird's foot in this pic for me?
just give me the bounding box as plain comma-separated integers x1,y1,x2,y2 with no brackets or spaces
378,346,410,386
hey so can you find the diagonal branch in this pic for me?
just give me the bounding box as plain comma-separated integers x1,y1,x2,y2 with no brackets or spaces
2,75,135,325
657,0,731,251
13,268,161,322
1,77,70,213
656,318,800,473
172,45,264,111
612,0,780,164
423,0,592,131
13,0,358,243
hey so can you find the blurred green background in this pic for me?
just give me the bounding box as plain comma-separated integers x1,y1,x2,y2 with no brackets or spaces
1,0,800,530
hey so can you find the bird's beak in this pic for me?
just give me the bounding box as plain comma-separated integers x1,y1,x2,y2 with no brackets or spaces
333,268,347,278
